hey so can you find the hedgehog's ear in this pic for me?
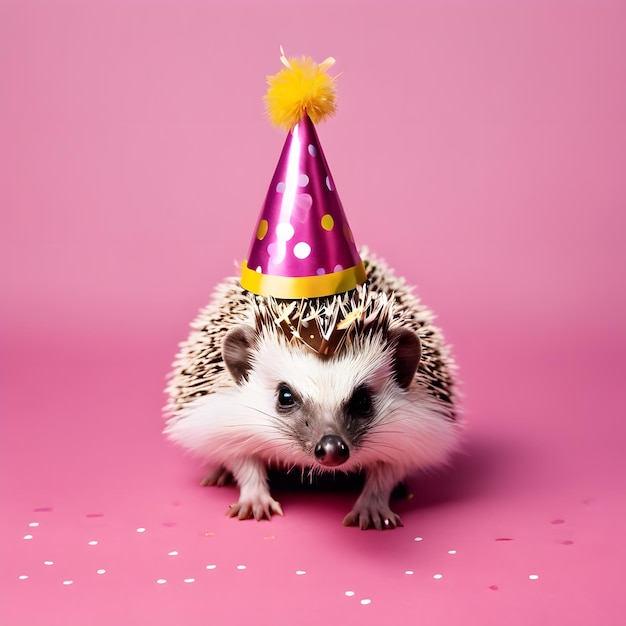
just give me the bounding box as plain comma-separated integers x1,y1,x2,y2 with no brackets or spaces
222,325,256,385
389,327,421,389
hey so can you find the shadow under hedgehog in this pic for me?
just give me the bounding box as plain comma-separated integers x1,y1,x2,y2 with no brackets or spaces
165,49,460,530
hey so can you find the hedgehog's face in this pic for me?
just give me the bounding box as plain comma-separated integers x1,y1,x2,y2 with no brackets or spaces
222,324,421,471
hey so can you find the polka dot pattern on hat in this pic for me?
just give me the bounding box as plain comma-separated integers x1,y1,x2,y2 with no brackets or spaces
245,115,362,287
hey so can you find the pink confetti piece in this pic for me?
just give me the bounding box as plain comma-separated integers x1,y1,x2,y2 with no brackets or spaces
495,537,514,541
550,519,565,525
489,585,499,591
33,507,53,513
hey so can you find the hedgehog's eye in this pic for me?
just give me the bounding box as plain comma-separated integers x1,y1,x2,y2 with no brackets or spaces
277,384,296,410
348,386,373,418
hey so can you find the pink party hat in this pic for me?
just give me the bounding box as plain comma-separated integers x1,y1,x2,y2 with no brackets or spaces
240,51,366,300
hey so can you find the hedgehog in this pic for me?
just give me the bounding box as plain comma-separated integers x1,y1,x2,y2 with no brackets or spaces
164,252,459,530
164,50,460,529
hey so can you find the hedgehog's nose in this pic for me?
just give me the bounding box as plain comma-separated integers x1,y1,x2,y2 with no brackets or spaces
314,435,350,467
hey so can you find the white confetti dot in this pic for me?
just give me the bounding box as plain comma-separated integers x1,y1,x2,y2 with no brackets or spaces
326,176,333,191
184,578,196,583
405,570,415,575
44,561,54,566
236,565,247,570
295,570,306,576
308,144,317,157
276,222,295,241
414,537,423,542
18,575,29,580
448,550,457,555
97,569,106,575
168,551,179,556
360,599,372,605
316,267,325,275
293,241,311,259
206,564,217,570
28,522,39,528
136,527,146,533
529,574,539,580
298,173,309,187
156,579,167,585
433,574,443,580
333,264,343,272
345,591,355,597
23,535,33,540
62,580,74,586
276,181,286,193
88,541,98,546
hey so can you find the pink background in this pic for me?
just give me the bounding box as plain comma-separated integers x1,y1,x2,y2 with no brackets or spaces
1,1,625,624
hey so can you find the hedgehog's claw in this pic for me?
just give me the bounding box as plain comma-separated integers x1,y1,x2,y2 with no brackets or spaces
227,498,283,521
342,507,403,530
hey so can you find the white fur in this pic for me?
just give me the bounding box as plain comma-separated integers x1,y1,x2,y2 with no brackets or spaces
165,328,460,529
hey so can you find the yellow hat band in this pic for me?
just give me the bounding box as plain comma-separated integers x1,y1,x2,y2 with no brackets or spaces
240,260,367,299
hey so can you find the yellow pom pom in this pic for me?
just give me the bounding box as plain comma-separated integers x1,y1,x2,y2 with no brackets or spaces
265,47,338,131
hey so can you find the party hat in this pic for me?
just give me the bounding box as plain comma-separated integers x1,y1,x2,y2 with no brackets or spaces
240,49,366,300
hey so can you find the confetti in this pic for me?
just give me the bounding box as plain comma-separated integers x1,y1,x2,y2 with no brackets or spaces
345,591,355,597
236,565,247,570
360,599,372,605
489,585,499,591
23,535,33,540
433,574,443,580
28,522,39,528
62,580,74,586
43,561,54,566
495,538,514,541
550,519,565,525
136,528,147,533
413,537,423,542
448,550,457,555
561,539,574,545
18,575,29,580
404,570,415,575
295,570,307,575
97,569,106,575
184,578,196,584
529,574,539,580
168,551,179,556
88,541,98,546
156,579,167,585
206,565,217,570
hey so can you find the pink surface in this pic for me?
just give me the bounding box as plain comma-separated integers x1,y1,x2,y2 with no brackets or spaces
1,1,625,624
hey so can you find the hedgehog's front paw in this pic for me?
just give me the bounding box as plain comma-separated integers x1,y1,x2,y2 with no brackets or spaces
227,496,284,521
342,505,403,530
